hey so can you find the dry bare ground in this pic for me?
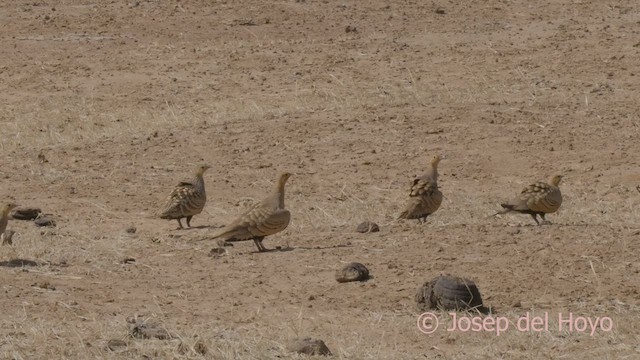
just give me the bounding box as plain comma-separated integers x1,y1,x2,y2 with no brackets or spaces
1,0,639,358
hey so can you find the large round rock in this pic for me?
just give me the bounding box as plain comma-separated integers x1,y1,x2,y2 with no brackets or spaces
416,274,484,311
288,337,332,356
335,262,370,283
356,221,379,233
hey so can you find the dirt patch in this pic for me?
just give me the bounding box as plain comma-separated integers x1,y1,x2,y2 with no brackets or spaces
1,0,639,358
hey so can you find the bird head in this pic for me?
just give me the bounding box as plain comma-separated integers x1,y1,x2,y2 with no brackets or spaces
431,155,442,168
2,202,18,215
279,172,292,184
196,165,211,176
550,174,563,186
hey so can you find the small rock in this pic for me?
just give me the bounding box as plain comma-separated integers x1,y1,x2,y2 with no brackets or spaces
130,321,171,340
356,221,379,233
125,226,137,234
209,248,226,257
122,257,136,264
345,25,357,33
32,281,55,290
194,340,207,355
178,340,207,355
1,230,15,245
288,337,332,356
0,259,40,267
34,216,56,227
106,339,128,351
336,262,370,283
10,207,42,220
37,152,48,163
435,8,446,14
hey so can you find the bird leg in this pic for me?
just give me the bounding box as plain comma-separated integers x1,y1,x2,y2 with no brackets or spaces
176,218,185,229
258,239,269,252
530,214,540,225
186,216,193,228
253,237,268,252
539,213,551,225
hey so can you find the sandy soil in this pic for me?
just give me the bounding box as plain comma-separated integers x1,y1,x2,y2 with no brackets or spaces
1,0,639,358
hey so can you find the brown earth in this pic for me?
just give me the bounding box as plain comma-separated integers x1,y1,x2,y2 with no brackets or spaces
1,0,639,358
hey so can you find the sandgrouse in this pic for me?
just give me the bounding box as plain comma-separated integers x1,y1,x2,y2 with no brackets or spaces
398,155,443,224
1,202,19,240
207,172,292,252
493,174,563,225
158,165,211,229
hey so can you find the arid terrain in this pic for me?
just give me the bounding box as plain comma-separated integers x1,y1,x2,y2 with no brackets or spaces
1,0,639,358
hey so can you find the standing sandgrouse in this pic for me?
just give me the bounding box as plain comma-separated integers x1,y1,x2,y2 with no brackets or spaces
207,172,292,252
492,174,563,225
1,202,19,239
398,155,443,224
158,165,211,229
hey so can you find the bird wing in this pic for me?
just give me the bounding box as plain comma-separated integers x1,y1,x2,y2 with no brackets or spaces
409,176,439,196
157,184,202,217
502,181,561,213
399,179,442,219
210,193,289,240
521,182,562,213
251,209,290,236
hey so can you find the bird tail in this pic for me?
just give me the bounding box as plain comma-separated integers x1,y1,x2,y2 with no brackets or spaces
193,225,232,243
486,204,512,219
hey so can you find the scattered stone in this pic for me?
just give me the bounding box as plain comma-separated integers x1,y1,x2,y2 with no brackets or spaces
435,8,446,14
335,262,370,283
125,226,137,234
106,339,128,351
1,230,15,245
356,221,379,233
416,274,485,312
32,281,56,290
37,152,48,163
236,18,256,26
209,247,226,257
177,340,207,355
345,25,357,33
0,259,41,267
130,320,171,340
122,257,136,264
34,216,56,227
10,207,42,220
194,339,207,355
288,337,332,356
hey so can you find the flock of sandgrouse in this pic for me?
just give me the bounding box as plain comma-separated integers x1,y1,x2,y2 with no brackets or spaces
0,156,563,252
155,155,562,252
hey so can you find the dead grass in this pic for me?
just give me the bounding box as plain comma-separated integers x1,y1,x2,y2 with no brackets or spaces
2,0,640,358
